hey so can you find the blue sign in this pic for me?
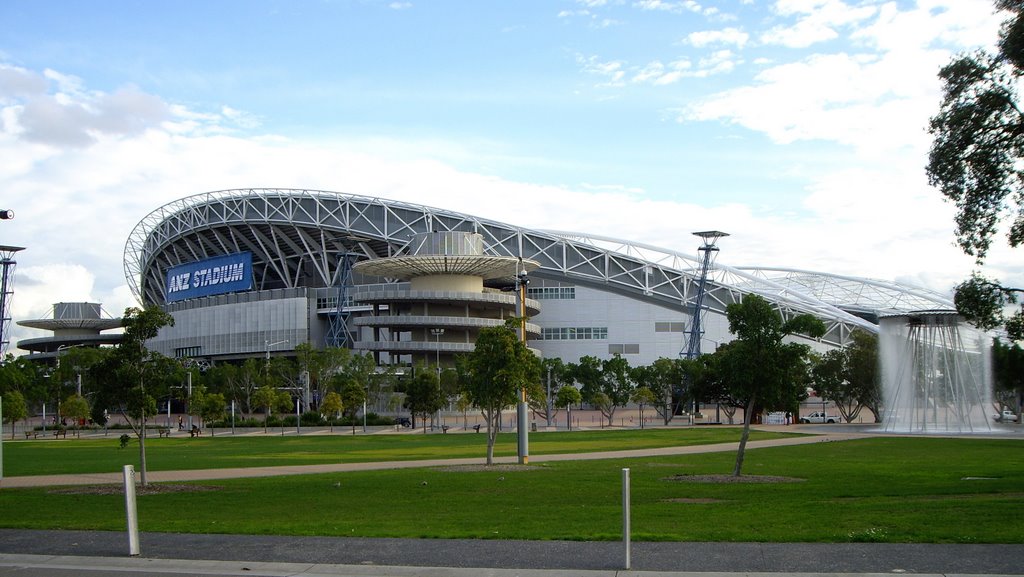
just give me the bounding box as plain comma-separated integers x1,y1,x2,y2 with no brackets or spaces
165,252,253,302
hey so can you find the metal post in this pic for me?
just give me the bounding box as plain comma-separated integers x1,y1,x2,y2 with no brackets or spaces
546,366,552,427
186,371,192,432
517,266,529,464
123,465,140,556
231,400,235,435
296,397,300,435
623,467,631,570
1,396,4,482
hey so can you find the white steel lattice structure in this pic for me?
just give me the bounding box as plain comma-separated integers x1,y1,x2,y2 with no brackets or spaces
125,189,955,360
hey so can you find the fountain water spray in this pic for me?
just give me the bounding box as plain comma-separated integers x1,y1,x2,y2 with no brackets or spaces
879,310,993,433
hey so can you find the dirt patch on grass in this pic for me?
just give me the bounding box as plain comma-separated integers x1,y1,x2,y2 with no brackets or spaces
663,474,805,484
662,497,728,504
48,484,221,496
432,464,547,473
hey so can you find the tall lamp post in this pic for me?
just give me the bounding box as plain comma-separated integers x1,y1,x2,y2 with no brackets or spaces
516,265,529,465
431,328,444,429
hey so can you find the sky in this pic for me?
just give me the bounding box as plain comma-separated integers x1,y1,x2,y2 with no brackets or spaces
0,0,1017,351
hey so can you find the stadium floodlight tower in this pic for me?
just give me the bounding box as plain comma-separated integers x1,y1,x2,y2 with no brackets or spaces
0,245,25,357
681,231,728,360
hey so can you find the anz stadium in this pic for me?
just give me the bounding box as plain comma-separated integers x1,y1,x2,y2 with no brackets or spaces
125,188,955,367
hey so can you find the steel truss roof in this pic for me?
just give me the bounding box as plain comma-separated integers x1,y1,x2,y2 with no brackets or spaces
125,189,950,348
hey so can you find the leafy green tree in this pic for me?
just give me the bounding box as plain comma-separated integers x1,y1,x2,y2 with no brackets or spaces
927,0,1024,339
321,391,343,431
554,385,582,430
598,355,635,426
253,385,280,433
403,365,442,432
62,394,90,435
3,389,28,439
197,391,227,436
534,357,568,426
458,324,541,464
631,386,658,429
339,379,368,434
722,294,825,476
568,355,603,402
91,305,176,485
844,330,882,422
992,338,1024,413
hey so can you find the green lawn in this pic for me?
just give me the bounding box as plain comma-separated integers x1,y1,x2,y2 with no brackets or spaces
1,433,1022,544
1,427,794,476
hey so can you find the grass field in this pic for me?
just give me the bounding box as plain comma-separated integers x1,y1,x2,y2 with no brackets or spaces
0,427,795,476
1,431,1022,544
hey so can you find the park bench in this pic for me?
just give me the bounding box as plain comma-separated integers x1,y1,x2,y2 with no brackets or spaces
158,428,172,438
441,425,450,434
53,428,67,439
24,431,42,439
472,424,481,433
190,426,202,437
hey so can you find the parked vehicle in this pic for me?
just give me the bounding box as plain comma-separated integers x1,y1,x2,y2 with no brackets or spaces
799,411,840,424
993,409,1019,423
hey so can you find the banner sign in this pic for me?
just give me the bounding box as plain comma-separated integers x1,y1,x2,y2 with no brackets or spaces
166,252,253,302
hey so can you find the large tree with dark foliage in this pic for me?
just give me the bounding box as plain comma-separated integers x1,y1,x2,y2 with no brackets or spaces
91,306,177,486
927,0,1024,339
721,294,825,476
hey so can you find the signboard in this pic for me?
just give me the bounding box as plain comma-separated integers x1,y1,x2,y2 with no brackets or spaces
165,252,253,302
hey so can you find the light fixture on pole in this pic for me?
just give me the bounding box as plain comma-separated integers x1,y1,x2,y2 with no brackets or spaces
264,339,289,375
516,262,530,465
431,328,444,429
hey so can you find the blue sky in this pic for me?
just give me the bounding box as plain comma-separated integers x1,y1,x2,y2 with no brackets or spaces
0,0,1014,347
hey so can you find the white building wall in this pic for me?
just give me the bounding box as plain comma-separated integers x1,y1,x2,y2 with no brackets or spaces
533,284,734,366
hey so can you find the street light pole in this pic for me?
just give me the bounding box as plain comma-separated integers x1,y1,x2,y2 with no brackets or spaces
516,266,529,465
431,328,444,429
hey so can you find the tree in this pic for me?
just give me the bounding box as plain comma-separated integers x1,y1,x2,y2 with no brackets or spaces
927,1,1024,339
253,385,281,433
339,379,367,434
631,386,658,429
722,294,825,476
403,366,442,432
2,389,27,439
634,357,697,425
992,338,1024,413
91,305,176,486
62,394,90,436
321,391,343,431
554,385,582,430
844,330,882,422
196,391,227,436
569,354,635,426
458,324,541,465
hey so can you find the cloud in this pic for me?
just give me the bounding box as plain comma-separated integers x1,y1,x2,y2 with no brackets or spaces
685,27,750,48
761,0,878,48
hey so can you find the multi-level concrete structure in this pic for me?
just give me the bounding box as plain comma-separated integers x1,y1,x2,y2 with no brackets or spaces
105,188,955,367
16,302,123,364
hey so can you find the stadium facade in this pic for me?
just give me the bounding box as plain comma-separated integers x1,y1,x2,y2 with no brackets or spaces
124,188,956,368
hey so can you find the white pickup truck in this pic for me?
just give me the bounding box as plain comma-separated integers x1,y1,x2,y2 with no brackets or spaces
799,411,840,424
993,409,1019,423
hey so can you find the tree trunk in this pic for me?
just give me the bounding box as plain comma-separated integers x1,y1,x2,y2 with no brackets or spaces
139,418,149,486
485,407,497,466
732,394,756,477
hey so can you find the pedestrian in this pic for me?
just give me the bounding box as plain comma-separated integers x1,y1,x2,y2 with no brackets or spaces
178,415,184,430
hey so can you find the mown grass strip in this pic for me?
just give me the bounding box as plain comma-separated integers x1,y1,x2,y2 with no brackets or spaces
1,436,1021,544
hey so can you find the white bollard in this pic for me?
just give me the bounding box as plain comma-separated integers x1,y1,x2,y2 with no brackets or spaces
123,465,140,556
623,467,631,570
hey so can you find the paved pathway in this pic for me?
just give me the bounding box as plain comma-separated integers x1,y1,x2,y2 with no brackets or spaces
0,430,864,488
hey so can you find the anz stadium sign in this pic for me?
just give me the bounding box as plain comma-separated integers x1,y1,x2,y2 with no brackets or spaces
165,252,253,302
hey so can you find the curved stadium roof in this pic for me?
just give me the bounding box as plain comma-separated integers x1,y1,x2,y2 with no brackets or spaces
125,188,954,347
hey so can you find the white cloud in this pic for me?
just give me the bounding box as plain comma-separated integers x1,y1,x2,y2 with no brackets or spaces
685,27,750,48
761,0,877,48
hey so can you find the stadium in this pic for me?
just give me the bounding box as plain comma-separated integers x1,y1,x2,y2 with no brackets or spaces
124,188,955,371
